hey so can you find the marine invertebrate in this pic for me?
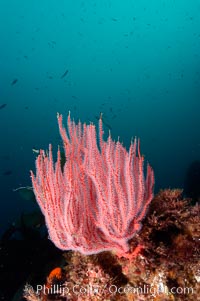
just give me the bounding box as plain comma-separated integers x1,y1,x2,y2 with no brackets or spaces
23,189,200,301
31,113,154,256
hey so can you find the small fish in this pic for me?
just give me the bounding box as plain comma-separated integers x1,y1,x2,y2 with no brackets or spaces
60,69,69,79
3,170,12,176
0,104,7,110
11,78,18,85
32,148,40,154
48,41,56,48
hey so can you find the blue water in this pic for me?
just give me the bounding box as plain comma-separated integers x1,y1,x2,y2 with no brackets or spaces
0,0,200,235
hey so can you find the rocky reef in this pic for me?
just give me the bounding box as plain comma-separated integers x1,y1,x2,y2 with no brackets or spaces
23,189,200,301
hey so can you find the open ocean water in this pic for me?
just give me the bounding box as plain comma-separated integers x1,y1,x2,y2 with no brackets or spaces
0,0,200,237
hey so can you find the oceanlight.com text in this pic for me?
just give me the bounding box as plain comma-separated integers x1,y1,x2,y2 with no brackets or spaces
34,283,194,296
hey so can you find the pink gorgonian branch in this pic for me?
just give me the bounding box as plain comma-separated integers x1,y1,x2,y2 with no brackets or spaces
31,113,155,255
